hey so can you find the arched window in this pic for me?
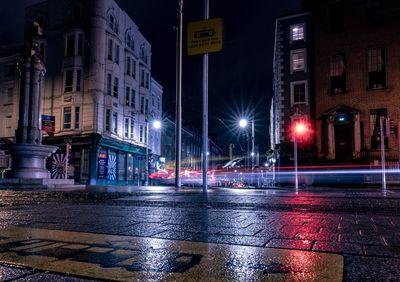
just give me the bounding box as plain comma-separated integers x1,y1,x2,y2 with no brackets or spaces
125,30,135,50
107,9,118,34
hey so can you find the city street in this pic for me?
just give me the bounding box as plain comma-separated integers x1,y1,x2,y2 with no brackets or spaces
0,186,399,281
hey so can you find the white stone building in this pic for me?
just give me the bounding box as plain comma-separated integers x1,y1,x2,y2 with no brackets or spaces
0,0,163,184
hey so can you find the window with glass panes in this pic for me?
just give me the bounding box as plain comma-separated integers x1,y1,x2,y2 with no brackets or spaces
290,24,304,41
63,107,72,129
113,77,119,97
131,89,136,108
124,118,129,138
105,109,111,131
291,49,306,72
130,118,134,139
64,70,73,92
367,48,386,89
330,53,346,93
74,106,80,129
291,82,307,105
112,112,118,133
125,87,130,105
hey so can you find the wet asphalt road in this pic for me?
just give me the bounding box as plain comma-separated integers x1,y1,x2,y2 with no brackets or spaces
0,186,400,281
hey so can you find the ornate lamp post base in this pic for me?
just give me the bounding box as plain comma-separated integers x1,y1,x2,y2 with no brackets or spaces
5,144,57,179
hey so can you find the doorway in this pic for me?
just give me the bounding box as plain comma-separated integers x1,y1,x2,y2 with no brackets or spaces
334,123,353,161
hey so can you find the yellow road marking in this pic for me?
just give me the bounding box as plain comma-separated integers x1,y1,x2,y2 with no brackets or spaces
0,227,343,281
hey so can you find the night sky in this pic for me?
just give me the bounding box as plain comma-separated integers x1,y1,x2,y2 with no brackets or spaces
0,0,302,155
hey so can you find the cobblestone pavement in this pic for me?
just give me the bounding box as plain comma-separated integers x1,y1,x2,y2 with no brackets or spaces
0,186,400,281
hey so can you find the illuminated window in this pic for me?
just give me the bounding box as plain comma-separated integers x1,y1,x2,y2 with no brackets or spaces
330,53,346,93
291,49,306,72
367,48,386,89
290,24,305,41
290,81,307,105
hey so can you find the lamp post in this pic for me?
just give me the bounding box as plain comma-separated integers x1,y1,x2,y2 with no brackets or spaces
145,119,161,186
239,118,255,169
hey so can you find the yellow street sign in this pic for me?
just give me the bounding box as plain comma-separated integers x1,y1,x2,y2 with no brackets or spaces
188,18,223,56
0,227,343,281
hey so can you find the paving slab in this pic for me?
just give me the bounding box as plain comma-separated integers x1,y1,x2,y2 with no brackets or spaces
0,227,343,281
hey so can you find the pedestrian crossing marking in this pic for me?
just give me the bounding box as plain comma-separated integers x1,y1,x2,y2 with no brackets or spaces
0,227,343,281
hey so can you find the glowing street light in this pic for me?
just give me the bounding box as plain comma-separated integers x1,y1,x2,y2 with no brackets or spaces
145,118,162,185
238,117,255,169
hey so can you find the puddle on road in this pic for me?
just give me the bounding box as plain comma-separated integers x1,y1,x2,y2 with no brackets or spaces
0,227,343,281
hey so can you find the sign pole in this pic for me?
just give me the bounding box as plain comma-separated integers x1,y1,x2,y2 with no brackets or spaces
175,0,183,189
202,0,209,193
380,116,387,195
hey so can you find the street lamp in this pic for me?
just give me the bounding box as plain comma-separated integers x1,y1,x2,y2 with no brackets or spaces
145,118,161,185
238,118,255,169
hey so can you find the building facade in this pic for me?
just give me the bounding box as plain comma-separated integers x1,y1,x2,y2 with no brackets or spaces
271,12,314,163
273,0,400,167
0,0,162,184
307,0,400,163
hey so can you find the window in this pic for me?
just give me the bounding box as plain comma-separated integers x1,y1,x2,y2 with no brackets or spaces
152,95,155,107
126,56,131,75
290,24,305,41
330,53,346,93
131,89,136,108
107,39,113,60
367,48,386,89
145,98,149,115
130,118,134,139
370,108,388,149
125,87,130,106
291,49,306,72
63,107,72,129
64,70,73,92
291,81,307,105
112,112,118,133
140,96,144,114
77,33,83,56
108,12,118,33
65,34,75,57
106,73,112,95
125,31,134,50
105,109,111,131
74,106,80,129
139,125,144,143
140,69,145,87
113,77,119,98
145,72,150,89
114,44,119,64
144,125,148,143
132,60,136,78
124,118,129,138
76,69,82,91
157,98,160,110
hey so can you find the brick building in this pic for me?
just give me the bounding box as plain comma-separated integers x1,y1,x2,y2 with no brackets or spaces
273,0,400,166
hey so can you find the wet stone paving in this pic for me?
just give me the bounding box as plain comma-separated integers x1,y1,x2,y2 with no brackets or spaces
0,187,400,281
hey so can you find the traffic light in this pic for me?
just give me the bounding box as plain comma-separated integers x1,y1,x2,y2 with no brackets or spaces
290,118,313,145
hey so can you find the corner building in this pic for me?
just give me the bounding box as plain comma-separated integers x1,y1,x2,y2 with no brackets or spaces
19,0,161,184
